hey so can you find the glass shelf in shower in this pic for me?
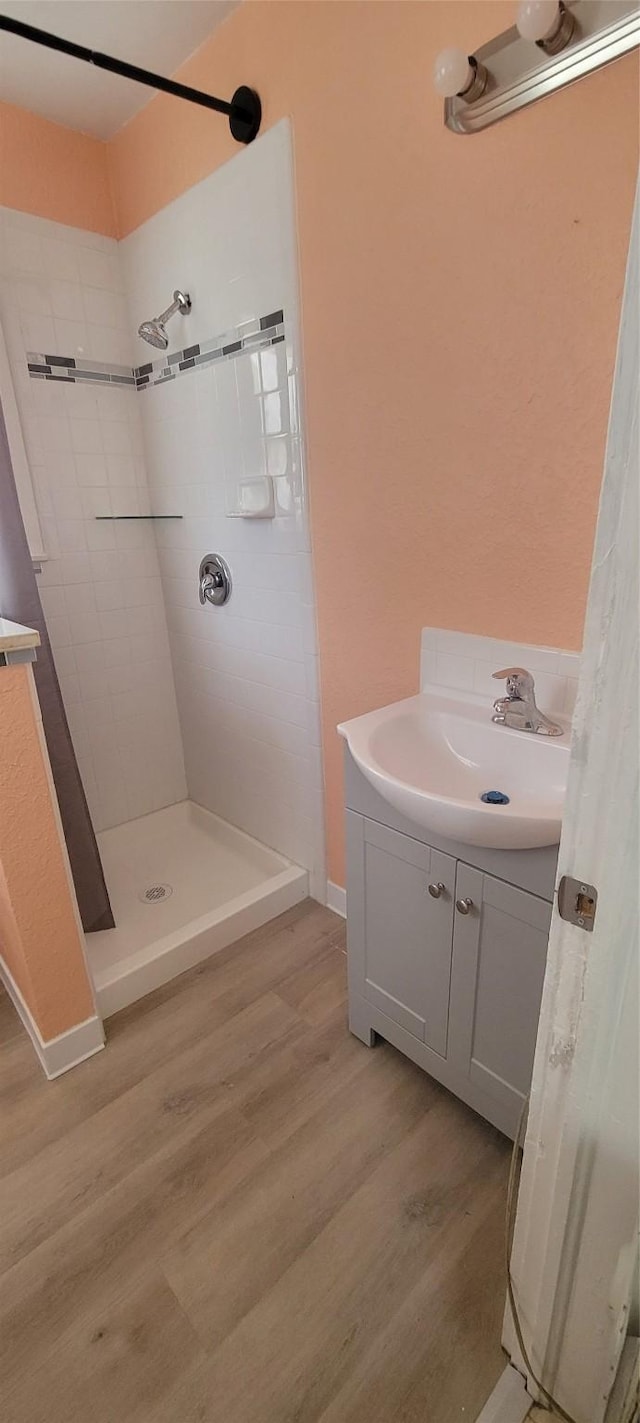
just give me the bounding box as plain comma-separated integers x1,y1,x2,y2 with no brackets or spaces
95,515,183,520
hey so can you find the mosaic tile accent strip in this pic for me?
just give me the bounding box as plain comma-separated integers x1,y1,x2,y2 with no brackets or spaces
26,309,285,395
132,310,285,391
26,355,135,387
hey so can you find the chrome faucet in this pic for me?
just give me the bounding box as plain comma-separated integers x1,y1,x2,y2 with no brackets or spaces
491,667,563,737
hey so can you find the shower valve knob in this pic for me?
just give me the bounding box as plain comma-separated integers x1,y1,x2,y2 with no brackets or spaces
198,553,232,607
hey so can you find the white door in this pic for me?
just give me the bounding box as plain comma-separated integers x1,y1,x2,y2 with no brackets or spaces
503,179,639,1421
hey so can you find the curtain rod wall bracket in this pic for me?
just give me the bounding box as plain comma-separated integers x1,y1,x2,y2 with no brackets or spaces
0,14,262,144
229,86,262,144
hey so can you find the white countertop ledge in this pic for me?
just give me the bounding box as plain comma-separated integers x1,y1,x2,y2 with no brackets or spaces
0,618,41,654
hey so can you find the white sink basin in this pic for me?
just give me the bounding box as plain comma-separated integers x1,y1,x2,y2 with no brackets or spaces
338,691,569,850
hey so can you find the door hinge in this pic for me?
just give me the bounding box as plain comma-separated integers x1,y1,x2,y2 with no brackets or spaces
557,875,598,931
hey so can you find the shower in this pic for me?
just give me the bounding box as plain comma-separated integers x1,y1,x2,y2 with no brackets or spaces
138,289,192,349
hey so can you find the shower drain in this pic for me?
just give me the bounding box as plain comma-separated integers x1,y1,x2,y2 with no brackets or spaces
139,883,173,904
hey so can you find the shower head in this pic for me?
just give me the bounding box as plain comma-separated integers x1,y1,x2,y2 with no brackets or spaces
138,319,169,350
138,289,191,350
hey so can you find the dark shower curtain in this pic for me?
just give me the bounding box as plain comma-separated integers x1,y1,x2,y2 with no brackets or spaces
0,400,114,933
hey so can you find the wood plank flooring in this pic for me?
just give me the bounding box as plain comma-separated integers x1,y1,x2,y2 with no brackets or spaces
0,901,510,1422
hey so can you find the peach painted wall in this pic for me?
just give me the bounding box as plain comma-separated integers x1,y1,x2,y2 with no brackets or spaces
0,665,96,1039
1,3,638,885
0,100,116,235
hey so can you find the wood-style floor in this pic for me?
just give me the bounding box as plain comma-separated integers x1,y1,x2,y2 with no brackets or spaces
0,901,510,1423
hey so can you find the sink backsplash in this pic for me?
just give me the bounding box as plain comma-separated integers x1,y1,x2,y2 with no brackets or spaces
420,629,580,719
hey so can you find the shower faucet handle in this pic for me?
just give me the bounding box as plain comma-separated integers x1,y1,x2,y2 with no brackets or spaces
198,553,232,607
199,573,217,602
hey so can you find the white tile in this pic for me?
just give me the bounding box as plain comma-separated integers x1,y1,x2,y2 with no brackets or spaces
56,519,87,554
75,452,109,486
21,314,56,353
93,779,129,829
41,239,79,282
80,487,112,519
75,641,109,674
53,318,88,356
101,422,132,456
105,637,134,668
50,280,85,323
39,587,67,621
91,549,125,583
15,279,52,317
34,415,71,453
80,666,112,703
71,419,104,455
77,249,121,291
86,519,117,551
58,673,81,705
45,614,72,648
51,644,76,679
84,695,115,728
99,608,131,641
68,608,101,645
106,453,137,487
4,225,42,274
109,488,140,516
83,286,126,329
64,583,97,617
58,552,93,584
51,487,83,520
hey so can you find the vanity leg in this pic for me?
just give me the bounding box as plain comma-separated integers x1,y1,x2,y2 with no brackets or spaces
349,992,377,1047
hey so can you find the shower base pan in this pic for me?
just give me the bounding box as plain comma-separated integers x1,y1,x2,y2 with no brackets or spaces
85,800,308,1018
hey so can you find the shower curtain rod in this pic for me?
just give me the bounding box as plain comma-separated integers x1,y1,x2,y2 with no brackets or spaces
0,14,262,144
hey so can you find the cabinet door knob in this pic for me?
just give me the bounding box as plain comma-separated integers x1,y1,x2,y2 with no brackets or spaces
456,897,474,915
428,881,446,899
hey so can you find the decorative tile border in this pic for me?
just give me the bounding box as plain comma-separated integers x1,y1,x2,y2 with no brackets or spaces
133,309,285,391
26,309,285,395
27,354,135,387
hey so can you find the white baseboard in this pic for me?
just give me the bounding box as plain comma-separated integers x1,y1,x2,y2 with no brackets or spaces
0,955,105,1079
475,1365,532,1423
326,881,346,918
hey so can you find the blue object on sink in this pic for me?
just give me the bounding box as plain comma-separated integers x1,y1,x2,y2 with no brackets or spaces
480,790,510,805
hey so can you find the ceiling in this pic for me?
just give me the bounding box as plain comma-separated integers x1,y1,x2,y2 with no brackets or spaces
0,0,240,139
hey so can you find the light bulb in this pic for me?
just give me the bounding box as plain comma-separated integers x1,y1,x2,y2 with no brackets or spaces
433,47,474,99
516,0,561,42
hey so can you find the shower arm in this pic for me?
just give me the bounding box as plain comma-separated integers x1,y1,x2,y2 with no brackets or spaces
0,14,262,145
156,297,184,326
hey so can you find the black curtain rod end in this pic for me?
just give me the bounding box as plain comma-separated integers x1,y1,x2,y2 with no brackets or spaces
229,86,261,144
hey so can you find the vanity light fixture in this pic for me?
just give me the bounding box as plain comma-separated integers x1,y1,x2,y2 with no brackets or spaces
435,0,640,135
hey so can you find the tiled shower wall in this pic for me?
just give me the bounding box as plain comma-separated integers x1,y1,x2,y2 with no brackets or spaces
0,120,324,892
121,122,325,893
0,206,187,830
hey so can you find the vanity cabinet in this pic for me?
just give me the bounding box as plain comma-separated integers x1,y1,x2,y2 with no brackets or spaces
344,751,556,1140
